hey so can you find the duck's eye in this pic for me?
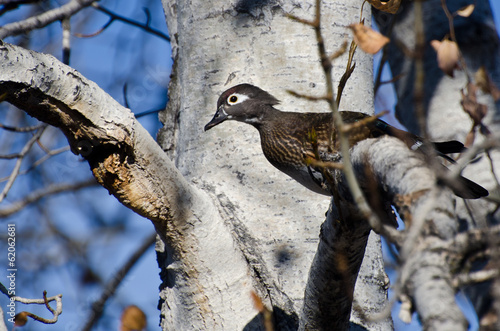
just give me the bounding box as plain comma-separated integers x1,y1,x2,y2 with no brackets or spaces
226,93,248,105
228,95,238,104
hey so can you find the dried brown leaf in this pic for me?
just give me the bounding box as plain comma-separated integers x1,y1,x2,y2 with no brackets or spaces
366,0,402,14
457,4,475,17
250,291,274,331
461,83,488,125
349,23,389,54
251,291,265,313
475,66,489,91
464,130,476,148
431,39,460,77
14,311,29,327
475,66,500,101
479,310,498,329
120,305,147,331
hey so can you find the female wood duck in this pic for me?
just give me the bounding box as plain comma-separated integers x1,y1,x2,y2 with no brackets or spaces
205,84,488,199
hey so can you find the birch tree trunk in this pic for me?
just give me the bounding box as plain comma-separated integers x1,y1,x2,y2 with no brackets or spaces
158,0,391,329
0,0,393,329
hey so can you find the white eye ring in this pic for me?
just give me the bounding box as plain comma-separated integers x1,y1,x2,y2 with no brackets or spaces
227,93,249,105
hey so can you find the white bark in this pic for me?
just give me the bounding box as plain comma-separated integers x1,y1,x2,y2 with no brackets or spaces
0,41,264,330
0,1,393,327
0,306,7,331
160,0,390,330
354,138,468,330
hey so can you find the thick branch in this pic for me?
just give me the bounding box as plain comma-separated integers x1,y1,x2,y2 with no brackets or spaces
0,41,197,242
301,136,464,330
89,3,170,42
301,201,372,330
352,137,467,330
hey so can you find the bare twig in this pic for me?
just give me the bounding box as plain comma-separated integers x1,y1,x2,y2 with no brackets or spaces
13,291,63,325
445,133,500,202
0,146,70,182
0,152,22,159
251,291,274,331
0,124,47,203
22,146,70,175
413,0,427,139
453,269,499,287
0,0,41,17
0,0,96,39
0,0,40,5
341,111,388,133
336,40,357,107
378,72,405,86
0,179,97,217
285,90,330,102
0,122,45,132
329,40,348,61
135,108,163,118
75,3,170,42
440,0,470,82
123,84,130,109
61,18,71,65
74,17,112,38
486,149,500,190
373,6,398,95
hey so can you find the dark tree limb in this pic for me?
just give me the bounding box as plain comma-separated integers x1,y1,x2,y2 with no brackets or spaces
301,201,371,330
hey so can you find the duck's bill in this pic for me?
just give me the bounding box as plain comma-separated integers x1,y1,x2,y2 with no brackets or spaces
204,107,229,131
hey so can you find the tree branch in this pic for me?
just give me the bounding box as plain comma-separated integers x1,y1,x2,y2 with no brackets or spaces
13,292,63,325
353,137,468,330
0,41,195,240
0,0,96,39
82,233,157,331
83,3,171,42
301,201,372,330
0,124,47,202
0,179,97,217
